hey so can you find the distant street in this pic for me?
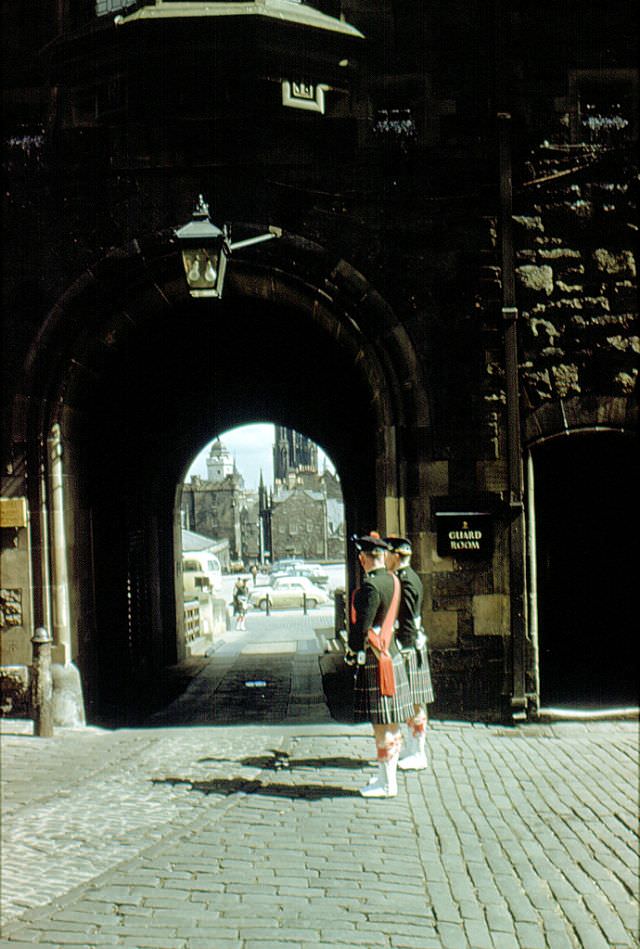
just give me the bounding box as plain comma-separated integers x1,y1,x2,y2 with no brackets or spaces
221,563,347,600
154,588,340,726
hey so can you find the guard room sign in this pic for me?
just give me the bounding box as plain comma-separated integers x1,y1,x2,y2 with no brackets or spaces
436,512,492,559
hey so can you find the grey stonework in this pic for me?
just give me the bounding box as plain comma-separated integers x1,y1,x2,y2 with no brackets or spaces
0,666,30,716
0,588,23,628
0,662,86,724
476,165,638,414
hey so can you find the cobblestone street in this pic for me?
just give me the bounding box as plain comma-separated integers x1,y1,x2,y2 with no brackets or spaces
1,609,638,948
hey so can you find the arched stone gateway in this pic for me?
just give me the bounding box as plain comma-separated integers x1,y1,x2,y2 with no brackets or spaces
8,227,432,721
6,231,636,724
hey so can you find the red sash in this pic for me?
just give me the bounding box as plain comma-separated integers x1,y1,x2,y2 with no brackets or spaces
367,574,401,697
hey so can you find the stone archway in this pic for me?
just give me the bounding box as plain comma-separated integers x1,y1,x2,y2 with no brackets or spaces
14,226,430,721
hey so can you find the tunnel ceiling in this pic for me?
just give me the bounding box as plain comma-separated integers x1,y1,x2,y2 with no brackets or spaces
81,289,379,496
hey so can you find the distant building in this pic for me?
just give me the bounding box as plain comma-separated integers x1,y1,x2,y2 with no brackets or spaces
181,441,257,565
206,439,235,483
265,428,344,562
270,482,344,561
273,426,318,486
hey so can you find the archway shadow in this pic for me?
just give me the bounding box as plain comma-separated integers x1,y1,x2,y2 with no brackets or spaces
197,751,372,771
153,776,360,800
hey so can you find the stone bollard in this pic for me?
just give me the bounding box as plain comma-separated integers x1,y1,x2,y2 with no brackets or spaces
51,662,86,728
303,593,308,615
31,627,53,737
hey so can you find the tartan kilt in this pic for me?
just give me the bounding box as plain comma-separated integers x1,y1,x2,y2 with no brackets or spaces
400,648,435,706
353,650,415,724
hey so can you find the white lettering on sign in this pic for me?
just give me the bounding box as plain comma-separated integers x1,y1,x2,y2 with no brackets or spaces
448,524,483,550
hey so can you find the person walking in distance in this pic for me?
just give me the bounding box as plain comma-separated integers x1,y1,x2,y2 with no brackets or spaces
346,533,414,798
384,535,434,771
232,578,249,631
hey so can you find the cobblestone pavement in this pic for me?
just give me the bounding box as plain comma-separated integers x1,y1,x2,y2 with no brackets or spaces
2,718,638,948
1,614,638,948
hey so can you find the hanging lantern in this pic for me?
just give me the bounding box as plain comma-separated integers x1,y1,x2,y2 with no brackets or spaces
176,195,282,300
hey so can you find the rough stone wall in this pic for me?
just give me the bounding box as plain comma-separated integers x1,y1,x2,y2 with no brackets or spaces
0,666,30,717
478,150,638,418
0,521,33,671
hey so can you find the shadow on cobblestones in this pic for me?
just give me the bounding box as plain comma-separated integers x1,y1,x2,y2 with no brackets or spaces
152,775,360,799
198,751,371,770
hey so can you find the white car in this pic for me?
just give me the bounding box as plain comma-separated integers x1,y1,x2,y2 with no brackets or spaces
249,576,330,611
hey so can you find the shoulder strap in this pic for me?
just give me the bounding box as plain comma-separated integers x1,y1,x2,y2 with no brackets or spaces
379,574,401,649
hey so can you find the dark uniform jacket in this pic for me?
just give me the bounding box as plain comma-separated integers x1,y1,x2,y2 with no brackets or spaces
349,568,401,655
396,565,424,649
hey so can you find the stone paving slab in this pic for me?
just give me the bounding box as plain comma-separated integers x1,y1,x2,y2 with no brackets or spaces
1,718,638,948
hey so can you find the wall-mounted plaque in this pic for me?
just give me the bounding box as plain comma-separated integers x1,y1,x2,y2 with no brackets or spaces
0,498,28,528
282,81,331,113
436,512,493,559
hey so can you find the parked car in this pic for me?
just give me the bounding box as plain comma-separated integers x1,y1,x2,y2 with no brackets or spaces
272,558,301,568
249,576,330,611
271,562,330,587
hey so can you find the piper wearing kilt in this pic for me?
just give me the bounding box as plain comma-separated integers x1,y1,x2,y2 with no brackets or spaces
385,535,435,772
347,533,414,798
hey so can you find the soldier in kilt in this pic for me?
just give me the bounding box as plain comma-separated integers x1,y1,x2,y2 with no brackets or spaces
347,534,414,798
384,536,434,771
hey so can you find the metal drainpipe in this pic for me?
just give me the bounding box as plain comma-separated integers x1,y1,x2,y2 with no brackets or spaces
526,451,540,709
498,112,529,720
38,444,52,633
47,423,72,664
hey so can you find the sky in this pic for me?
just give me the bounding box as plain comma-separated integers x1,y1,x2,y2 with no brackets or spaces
186,424,335,491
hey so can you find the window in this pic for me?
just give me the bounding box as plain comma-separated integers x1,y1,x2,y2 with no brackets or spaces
372,108,418,152
568,70,638,145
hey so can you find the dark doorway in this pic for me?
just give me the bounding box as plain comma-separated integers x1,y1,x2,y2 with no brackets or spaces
533,432,639,707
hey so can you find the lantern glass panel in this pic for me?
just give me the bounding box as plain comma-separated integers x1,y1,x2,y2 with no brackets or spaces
181,247,223,297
